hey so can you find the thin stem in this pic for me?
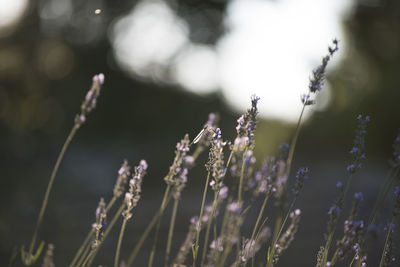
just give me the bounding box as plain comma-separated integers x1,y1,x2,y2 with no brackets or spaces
238,148,249,204
114,217,128,267
148,185,172,267
70,196,117,267
81,247,96,267
284,104,306,190
350,167,399,267
200,191,219,267
70,229,94,267
244,194,270,267
269,104,306,263
369,167,399,225
193,171,211,267
266,197,297,267
127,187,172,266
320,175,354,267
165,197,180,267
86,203,126,267
378,218,395,267
252,217,269,267
76,240,91,267
28,124,79,259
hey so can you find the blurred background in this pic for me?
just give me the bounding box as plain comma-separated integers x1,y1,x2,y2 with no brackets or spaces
1,0,400,266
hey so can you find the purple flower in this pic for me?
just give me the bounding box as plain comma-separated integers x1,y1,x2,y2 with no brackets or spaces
347,115,369,174
354,192,364,201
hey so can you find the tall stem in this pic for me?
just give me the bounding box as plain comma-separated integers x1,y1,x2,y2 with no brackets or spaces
378,218,395,267
244,194,270,267
86,203,126,267
70,196,117,267
127,185,172,266
238,148,249,204
320,175,353,267
114,218,128,267
270,104,306,259
148,185,172,267
193,171,211,267
266,197,297,267
28,124,79,260
200,191,218,267
165,198,180,267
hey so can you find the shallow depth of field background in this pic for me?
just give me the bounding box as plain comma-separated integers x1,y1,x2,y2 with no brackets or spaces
1,0,400,266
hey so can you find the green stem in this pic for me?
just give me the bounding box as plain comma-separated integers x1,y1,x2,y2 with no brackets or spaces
193,171,211,267
28,124,79,260
165,197,180,267
266,197,297,267
252,217,269,267
200,191,219,267
244,194,270,267
114,217,128,267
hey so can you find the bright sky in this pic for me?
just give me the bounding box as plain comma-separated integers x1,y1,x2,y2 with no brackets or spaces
0,0,28,30
0,0,355,122
111,0,354,122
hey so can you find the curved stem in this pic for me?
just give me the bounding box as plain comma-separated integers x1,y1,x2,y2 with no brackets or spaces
266,197,297,267
127,186,172,266
244,194,270,267
252,216,269,267
86,203,125,267
70,196,117,267
28,124,79,261
114,218,128,267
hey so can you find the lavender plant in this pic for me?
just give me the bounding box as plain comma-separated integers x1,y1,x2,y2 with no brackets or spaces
21,73,104,266
14,40,400,267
